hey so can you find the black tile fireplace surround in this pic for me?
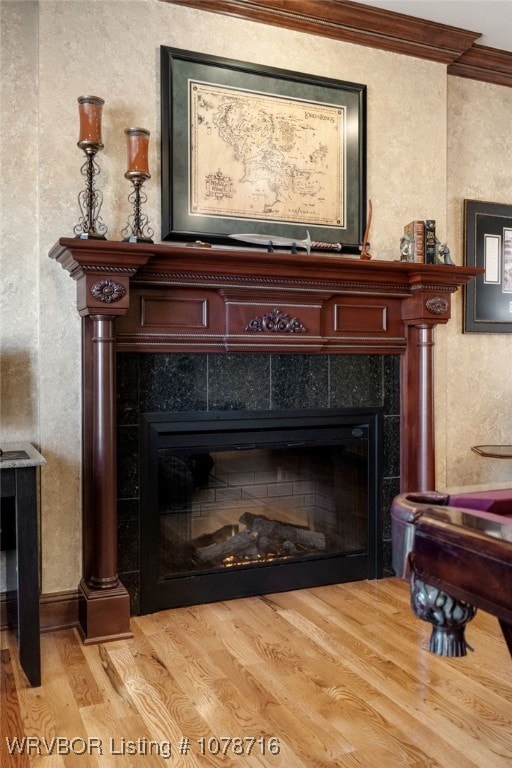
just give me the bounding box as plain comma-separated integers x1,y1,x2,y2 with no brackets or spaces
117,352,400,613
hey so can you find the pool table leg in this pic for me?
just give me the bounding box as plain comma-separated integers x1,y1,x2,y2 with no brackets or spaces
410,570,477,657
499,620,512,658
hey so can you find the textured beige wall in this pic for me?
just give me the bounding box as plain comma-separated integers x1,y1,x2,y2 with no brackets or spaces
0,1,40,591
2,0,506,594
439,77,512,490
1,1,39,440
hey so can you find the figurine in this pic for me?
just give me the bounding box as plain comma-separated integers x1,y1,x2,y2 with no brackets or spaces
437,241,454,265
400,235,413,262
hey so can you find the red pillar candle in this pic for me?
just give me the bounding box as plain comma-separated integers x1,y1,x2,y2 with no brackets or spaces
77,95,104,149
125,127,150,178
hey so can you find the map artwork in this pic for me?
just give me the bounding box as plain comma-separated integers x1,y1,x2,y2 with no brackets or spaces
189,81,344,227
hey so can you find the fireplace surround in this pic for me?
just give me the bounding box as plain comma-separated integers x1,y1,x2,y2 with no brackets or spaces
49,237,480,642
117,351,399,614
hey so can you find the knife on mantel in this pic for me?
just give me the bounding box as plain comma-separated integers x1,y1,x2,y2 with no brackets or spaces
228,230,343,255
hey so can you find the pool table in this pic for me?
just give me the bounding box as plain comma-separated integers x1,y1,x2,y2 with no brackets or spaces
391,491,512,658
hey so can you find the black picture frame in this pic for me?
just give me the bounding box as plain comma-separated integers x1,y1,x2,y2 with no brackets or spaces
160,46,367,252
464,199,512,333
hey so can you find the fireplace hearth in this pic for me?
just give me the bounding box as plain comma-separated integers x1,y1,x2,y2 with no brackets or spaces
138,408,382,612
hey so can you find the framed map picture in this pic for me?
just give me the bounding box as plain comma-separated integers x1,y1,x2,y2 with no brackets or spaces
161,47,367,252
464,199,512,333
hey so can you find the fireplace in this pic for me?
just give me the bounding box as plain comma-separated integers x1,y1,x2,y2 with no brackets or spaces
49,236,480,641
138,407,382,612
117,351,400,613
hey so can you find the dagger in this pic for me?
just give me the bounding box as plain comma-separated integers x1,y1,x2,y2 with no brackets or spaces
359,198,372,260
228,230,343,256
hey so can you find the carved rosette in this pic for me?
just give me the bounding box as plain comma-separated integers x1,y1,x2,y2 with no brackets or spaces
90,279,126,304
245,308,307,333
425,296,449,315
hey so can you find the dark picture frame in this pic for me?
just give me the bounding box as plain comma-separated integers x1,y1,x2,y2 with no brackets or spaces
464,199,512,333
160,46,367,252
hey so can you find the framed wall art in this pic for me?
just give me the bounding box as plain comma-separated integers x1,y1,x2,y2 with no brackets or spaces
160,46,367,252
464,199,512,333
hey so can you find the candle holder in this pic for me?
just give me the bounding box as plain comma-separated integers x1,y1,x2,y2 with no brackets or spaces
121,127,153,243
74,96,107,239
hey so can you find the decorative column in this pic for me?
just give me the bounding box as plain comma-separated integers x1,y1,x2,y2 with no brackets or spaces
80,281,132,642
401,290,451,492
49,240,154,642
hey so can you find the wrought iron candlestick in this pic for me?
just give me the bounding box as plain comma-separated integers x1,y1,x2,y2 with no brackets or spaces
122,127,153,243
74,96,107,239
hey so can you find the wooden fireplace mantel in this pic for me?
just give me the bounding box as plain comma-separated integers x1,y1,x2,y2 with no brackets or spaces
49,237,480,642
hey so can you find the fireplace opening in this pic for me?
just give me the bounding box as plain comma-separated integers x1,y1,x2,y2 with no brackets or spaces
139,408,383,613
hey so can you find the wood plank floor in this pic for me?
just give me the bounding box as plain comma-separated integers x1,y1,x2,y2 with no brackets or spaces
2,578,512,767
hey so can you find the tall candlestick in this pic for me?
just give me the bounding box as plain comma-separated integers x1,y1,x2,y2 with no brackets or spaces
77,95,104,150
74,95,107,238
125,127,150,178
122,127,153,243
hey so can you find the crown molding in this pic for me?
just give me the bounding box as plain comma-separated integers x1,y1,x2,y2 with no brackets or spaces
162,0,512,87
162,0,479,62
448,45,512,88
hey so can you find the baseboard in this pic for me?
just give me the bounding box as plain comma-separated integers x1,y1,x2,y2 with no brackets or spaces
0,589,79,633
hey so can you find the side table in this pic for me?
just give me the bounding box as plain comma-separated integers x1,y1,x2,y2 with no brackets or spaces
472,445,512,458
1,442,45,686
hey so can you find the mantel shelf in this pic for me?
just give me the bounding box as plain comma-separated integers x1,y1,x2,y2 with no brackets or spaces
50,237,481,291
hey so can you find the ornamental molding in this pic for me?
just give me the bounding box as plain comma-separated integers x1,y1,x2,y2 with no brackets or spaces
133,273,410,296
164,1,512,89
410,284,454,294
425,296,449,315
245,308,307,334
90,279,126,304
83,265,138,274
161,0,480,66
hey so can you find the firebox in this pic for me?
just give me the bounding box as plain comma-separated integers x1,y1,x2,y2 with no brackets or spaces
139,408,382,612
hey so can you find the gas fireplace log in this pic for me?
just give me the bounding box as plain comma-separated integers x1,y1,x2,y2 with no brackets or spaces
246,515,326,551
239,512,309,531
196,513,327,565
196,529,257,562
193,524,239,548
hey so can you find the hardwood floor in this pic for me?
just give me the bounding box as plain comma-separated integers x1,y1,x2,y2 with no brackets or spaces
2,578,512,767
